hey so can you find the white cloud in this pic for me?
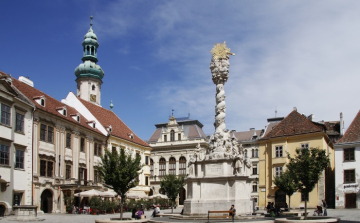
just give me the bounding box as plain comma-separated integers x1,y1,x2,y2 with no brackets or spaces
98,0,360,135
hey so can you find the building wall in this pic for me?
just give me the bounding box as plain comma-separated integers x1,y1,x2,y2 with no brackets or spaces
259,133,335,209
335,145,360,209
0,89,33,215
108,136,152,196
32,111,106,213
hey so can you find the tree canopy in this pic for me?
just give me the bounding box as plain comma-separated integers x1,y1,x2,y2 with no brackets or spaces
286,147,329,218
98,148,143,219
160,174,185,213
273,170,296,209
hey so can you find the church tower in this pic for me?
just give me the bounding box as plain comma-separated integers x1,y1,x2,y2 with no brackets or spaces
75,16,104,105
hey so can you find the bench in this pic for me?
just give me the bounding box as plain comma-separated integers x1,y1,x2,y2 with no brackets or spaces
207,210,235,223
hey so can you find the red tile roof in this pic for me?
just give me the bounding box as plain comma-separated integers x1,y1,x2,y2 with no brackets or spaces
337,110,360,144
261,110,325,140
76,97,150,147
0,71,103,135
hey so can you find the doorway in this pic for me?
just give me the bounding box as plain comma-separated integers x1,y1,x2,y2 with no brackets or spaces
275,189,286,206
345,193,357,208
179,187,186,205
41,189,53,213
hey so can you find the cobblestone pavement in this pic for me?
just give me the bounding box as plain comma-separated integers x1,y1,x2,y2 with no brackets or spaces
1,208,360,223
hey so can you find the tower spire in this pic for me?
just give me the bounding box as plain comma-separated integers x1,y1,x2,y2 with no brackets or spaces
90,14,93,29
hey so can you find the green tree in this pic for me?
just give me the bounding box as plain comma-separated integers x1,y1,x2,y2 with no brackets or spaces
273,170,296,209
160,174,185,213
98,148,143,219
287,147,329,218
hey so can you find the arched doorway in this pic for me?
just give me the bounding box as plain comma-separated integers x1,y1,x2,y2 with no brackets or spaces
149,189,153,196
0,204,6,217
41,189,53,213
179,187,186,205
275,189,286,206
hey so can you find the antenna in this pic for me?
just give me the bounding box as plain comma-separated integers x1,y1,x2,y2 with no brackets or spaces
172,109,174,117
275,107,277,117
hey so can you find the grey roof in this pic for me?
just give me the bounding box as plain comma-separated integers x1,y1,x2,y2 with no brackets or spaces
234,129,263,142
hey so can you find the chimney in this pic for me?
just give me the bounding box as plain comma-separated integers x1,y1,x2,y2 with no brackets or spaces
340,112,344,136
19,76,34,87
293,107,297,111
308,114,315,122
250,128,255,130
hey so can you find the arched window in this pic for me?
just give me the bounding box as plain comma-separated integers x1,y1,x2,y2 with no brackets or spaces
169,157,176,175
86,46,90,55
150,159,154,176
159,158,166,176
91,46,95,55
179,157,186,175
170,130,175,141
244,150,247,158
92,85,95,91
164,135,167,142
178,133,181,141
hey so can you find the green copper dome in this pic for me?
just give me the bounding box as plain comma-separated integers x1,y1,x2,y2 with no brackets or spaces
75,16,104,81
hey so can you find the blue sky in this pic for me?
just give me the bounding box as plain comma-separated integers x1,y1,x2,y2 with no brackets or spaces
1,1,360,140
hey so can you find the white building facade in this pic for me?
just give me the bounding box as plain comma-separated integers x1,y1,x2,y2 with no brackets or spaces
148,115,207,205
335,111,359,209
0,74,34,216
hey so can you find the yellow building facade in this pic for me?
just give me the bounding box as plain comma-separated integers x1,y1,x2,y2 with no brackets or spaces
258,109,336,209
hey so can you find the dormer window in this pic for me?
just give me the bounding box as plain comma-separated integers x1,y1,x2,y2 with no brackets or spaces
34,96,46,107
170,130,175,141
56,106,67,117
86,121,96,129
107,125,112,133
129,133,134,139
92,85,95,91
70,114,80,122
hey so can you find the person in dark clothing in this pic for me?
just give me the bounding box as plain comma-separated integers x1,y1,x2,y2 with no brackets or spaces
322,200,328,216
229,205,236,219
131,208,137,219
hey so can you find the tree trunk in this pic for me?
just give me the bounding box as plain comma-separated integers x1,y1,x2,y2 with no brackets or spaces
304,196,307,220
171,200,174,213
288,195,291,210
120,199,124,220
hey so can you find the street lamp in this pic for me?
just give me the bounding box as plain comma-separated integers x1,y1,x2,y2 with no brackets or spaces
78,183,81,212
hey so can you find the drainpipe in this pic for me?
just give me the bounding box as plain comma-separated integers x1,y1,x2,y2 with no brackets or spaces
31,107,36,206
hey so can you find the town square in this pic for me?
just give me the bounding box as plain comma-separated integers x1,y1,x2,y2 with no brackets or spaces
1,1,360,222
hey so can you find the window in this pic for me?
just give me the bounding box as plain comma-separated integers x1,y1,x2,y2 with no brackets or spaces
66,133,71,148
252,166,258,175
15,149,24,169
344,169,356,183
164,135,167,142
15,113,24,133
112,146,116,154
145,176,149,186
79,168,86,180
169,157,176,175
13,192,23,206
252,182,258,192
80,138,85,152
275,146,283,157
94,170,100,183
301,143,309,149
40,124,54,143
40,160,53,177
66,165,71,180
179,156,186,175
0,144,10,165
1,103,11,125
244,150,247,158
301,192,309,201
94,143,98,156
178,133,181,141
150,159,154,176
170,130,175,141
275,166,283,177
145,156,149,165
159,158,166,176
344,148,355,162
40,98,45,106
92,85,95,91
255,149,258,158
47,126,54,143
97,144,102,156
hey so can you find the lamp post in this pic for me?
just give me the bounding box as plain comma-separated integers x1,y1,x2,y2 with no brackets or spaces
78,183,81,212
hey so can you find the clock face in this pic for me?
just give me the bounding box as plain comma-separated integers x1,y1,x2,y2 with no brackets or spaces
90,94,96,102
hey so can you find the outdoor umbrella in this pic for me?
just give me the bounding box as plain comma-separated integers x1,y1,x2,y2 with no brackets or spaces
74,189,103,197
100,190,117,198
148,194,168,199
